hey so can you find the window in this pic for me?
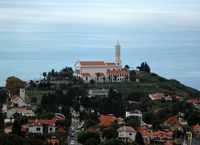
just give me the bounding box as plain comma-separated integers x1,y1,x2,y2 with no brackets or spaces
50,127,53,131
129,133,132,136
86,77,88,81
36,127,40,131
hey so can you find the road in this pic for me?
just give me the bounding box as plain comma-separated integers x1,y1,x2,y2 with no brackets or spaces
68,117,81,145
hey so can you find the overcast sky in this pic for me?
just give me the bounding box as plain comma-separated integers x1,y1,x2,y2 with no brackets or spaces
0,0,200,30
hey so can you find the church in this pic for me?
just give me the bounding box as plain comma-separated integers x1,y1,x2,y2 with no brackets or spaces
74,40,129,83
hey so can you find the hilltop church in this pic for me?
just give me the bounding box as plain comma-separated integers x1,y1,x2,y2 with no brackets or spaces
74,40,129,83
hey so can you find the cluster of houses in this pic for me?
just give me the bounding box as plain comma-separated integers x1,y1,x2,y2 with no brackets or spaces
84,107,200,145
91,113,174,144
2,89,35,124
2,88,67,145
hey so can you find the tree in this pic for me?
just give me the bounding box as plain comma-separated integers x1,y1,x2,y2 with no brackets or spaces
126,117,141,129
129,70,136,82
113,75,117,82
96,73,101,82
5,76,25,95
137,62,151,73
124,64,130,70
85,137,99,145
12,116,28,136
135,131,145,145
99,139,125,145
77,131,100,145
59,67,74,79
102,127,118,140
0,108,4,133
42,72,47,80
0,88,8,104
90,79,95,85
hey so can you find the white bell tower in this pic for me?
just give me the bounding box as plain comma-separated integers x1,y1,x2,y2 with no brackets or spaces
114,40,122,66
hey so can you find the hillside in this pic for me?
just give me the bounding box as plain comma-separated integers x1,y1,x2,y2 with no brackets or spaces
89,72,200,99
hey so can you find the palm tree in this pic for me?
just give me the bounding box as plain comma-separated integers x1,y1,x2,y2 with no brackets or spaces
42,72,47,81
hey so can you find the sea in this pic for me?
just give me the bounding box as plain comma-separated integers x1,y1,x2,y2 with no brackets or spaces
0,0,200,90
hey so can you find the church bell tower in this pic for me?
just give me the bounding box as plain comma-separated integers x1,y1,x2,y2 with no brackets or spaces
115,40,122,66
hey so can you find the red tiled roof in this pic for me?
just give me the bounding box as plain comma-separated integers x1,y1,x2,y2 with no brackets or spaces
193,124,200,132
106,70,128,75
56,127,66,133
186,99,200,103
95,72,105,76
175,96,183,99
87,127,98,133
79,61,106,66
47,139,59,145
11,95,20,101
12,107,27,112
149,93,164,100
80,73,91,77
153,130,172,137
140,131,153,137
99,114,124,126
139,125,150,132
118,126,136,133
164,140,173,145
31,119,56,126
106,62,116,65
164,115,178,125
164,115,181,130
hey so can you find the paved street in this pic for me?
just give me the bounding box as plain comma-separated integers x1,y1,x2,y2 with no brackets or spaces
68,117,81,145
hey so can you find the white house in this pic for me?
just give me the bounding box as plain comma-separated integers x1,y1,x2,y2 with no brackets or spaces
6,107,35,118
88,89,109,97
126,110,143,124
118,126,136,142
28,119,56,135
10,95,27,107
74,40,129,83
20,88,26,100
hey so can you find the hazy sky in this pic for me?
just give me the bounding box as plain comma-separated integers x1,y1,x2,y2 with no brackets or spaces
0,0,200,89
0,0,200,31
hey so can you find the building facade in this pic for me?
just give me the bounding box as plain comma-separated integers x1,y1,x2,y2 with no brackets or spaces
28,119,56,135
74,40,129,83
118,126,136,142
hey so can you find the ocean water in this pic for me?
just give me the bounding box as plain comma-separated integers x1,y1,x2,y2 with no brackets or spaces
0,0,200,90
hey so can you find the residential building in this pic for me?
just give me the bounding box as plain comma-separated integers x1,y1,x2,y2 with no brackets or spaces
99,114,124,126
125,110,143,124
28,119,56,134
193,124,200,138
175,96,183,101
149,93,165,101
153,130,172,140
19,88,26,100
88,89,109,97
10,95,27,107
118,126,136,142
6,107,35,118
186,99,200,106
164,115,180,130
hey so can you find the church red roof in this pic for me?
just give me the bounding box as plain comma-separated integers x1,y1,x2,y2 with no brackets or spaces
106,62,116,65
95,72,105,76
106,70,128,75
79,61,106,66
80,73,91,77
